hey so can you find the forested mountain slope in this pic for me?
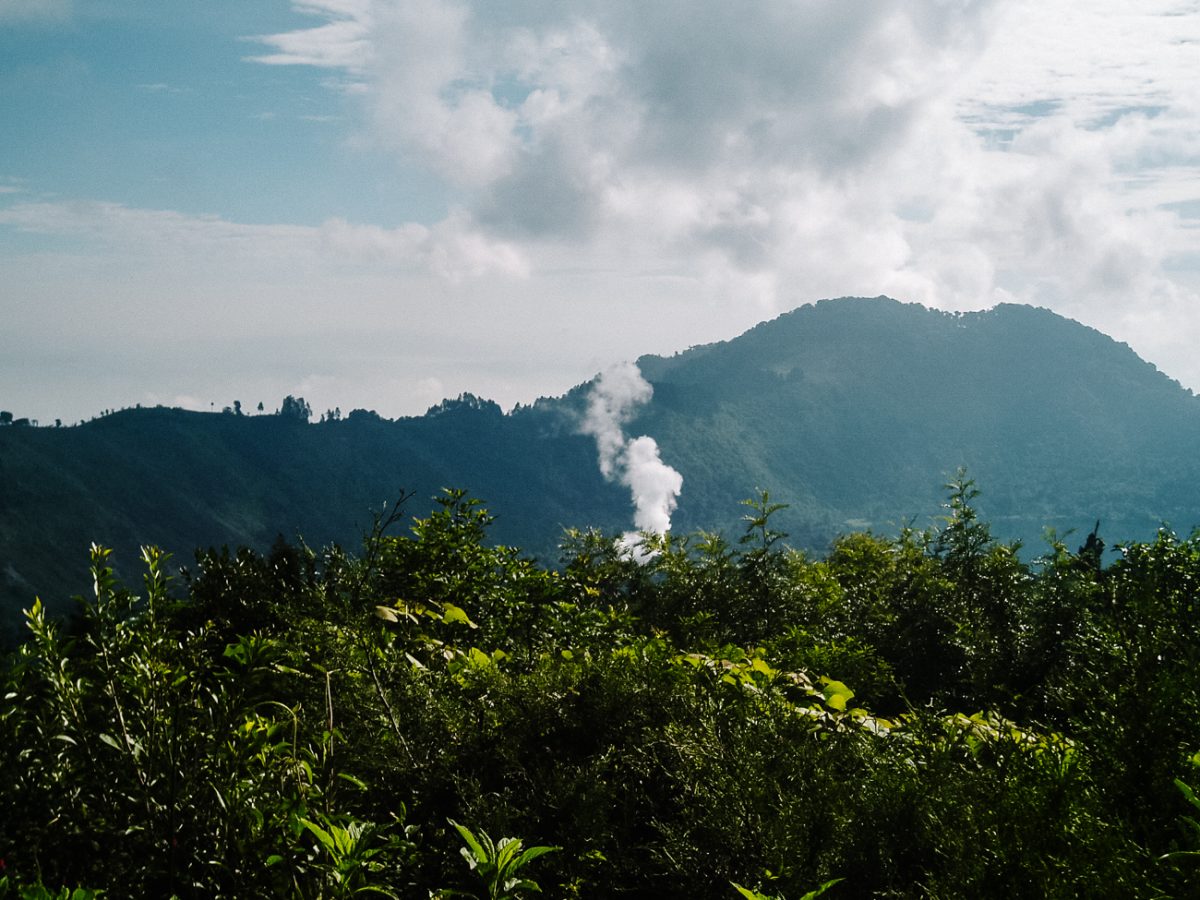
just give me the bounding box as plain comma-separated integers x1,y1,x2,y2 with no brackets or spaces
3,296,1199,640
630,297,1200,546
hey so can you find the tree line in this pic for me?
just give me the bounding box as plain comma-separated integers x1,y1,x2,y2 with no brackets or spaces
2,476,1199,897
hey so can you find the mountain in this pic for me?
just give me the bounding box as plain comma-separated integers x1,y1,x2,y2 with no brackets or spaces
3,296,1200,640
631,297,1200,545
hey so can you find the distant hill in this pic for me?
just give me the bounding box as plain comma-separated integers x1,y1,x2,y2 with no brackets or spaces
4,296,1200,641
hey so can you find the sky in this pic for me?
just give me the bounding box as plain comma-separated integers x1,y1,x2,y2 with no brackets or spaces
2,0,1199,425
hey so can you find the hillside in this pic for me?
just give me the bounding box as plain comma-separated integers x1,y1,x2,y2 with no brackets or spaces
4,296,1200,640
0,403,624,642
631,298,1200,545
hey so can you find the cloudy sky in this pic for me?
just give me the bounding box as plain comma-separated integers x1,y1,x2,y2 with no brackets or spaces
2,0,1198,424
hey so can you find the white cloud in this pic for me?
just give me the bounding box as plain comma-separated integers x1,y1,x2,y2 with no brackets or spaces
960,0,1200,128
0,198,540,424
8,0,1200,423
0,200,525,281
246,0,1200,321
318,210,528,279
248,1,374,73
244,0,1200,390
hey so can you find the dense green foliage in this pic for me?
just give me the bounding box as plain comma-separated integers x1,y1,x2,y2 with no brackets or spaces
3,479,1200,897
7,297,1200,642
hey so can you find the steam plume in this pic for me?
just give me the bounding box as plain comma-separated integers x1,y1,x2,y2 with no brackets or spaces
582,362,683,555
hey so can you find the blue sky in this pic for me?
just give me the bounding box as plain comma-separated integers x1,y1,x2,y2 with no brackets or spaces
2,0,1199,424
0,2,447,225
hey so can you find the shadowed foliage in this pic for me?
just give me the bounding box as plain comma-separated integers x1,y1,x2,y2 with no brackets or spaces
3,482,1200,896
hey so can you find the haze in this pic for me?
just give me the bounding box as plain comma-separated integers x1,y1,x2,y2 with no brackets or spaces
2,1,1198,424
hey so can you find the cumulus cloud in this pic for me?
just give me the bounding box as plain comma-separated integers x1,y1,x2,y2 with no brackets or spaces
251,2,995,209
245,0,1200,385
8,0,1200,424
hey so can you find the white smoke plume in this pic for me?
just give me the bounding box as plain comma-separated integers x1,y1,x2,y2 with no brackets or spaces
581,362,684,557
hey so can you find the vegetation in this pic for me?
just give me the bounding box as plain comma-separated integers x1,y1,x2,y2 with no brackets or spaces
7,297,1200,644
3,477,1200,897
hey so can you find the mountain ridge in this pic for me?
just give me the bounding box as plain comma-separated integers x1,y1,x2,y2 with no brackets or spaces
627,298,1200,536
4,296,1200,641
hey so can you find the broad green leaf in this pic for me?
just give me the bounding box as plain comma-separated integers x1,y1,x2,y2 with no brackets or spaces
450,819,488,864
468,647,492,668
513,844,558,869
338,772,369,791
441,603,478,628
820,678,855,711
732,884,769,900
300,817,337,855
1175,778,1200,812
